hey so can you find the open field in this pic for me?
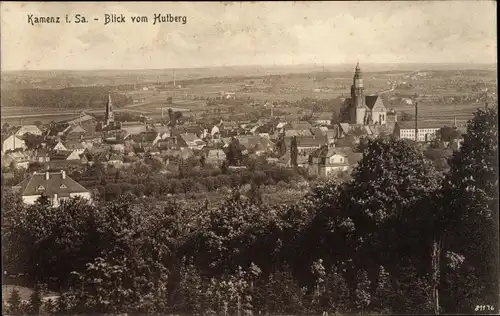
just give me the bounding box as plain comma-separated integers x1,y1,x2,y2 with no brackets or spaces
1,66,496,126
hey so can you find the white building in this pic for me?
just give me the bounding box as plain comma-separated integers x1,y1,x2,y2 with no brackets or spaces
2,135,27,153
393,122,441,142
14,170,92,207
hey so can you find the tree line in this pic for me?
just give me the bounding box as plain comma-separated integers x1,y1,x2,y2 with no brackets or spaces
1,87,132,109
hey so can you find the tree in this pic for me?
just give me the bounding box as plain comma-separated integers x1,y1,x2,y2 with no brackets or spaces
226,138,243,166
439,126,463,142
7,288,22,316
440,108,499,313
346,137,442,312
276,133,287,157
168,108,174,125
354,269,371,312
29,286,43,315
290,136,298,168
2,122,10,133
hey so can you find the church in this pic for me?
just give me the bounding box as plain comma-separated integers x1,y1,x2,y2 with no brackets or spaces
340,62,387,125
97,94,121,131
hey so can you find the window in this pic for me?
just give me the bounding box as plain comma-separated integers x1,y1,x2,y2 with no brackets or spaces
60,184,67,189
37,185,45,191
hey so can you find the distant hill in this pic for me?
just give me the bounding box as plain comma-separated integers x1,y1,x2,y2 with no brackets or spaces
1,63,496,90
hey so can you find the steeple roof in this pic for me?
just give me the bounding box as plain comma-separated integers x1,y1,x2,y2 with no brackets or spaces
354,61,362,79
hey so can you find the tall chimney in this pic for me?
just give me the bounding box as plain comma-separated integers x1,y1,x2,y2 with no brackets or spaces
414,97,418,142
61,170,66,180
45,171,50,180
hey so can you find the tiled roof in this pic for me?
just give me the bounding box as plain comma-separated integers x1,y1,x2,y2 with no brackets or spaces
285,135,327,148
18,171,89,197
285,129,312,137
237,136,273,150
339,123,351,134
290,121,313,130
310,127,325,137
50,150,74,160
180,133,202,143
64,141,85,150
16,125,42,135
67,125,87,134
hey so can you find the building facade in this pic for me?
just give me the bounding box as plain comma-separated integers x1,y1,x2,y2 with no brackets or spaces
14,170,92,207
393,122,441,142
341,62,387,126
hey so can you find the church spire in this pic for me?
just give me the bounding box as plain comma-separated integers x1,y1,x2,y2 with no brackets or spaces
354,60,362,79
105,94,114,126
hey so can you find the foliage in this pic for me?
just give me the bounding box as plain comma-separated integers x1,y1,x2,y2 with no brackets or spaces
1,88,132,109
1,108,498,315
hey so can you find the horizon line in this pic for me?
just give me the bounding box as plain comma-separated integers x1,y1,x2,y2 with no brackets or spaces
2,61,497,73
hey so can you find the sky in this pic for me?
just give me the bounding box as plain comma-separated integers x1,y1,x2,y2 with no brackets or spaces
0,1,497,71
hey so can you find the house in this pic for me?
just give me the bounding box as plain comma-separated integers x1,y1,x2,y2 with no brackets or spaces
211,125,221,138
285,135,327,155
178,133,206,150
310,127,326,137
285,129,313,137
64,125,87,139
46,124,70,139
308,147,350,178
13,170,91,207
15,125,43,137
3,151,32,169
64,141,86,156
107,154,124,166
126,131,158,149
111,143,125,153
35,149,51,163
222,92,236,100
236,136,274,155
2,135,27,153
278,152,309,168
220,121,240,131
290,121,313,131
154,126,171,140
313,112,332,125
50,150,81,161
52,141,67,151
157,138,179,151
393,121,441,142
206,149,226,164
325,129,339,146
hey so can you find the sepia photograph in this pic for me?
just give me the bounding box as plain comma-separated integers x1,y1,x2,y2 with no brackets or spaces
1,1,498,315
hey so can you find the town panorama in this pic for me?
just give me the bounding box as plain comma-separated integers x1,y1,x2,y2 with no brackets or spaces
1,1,498,315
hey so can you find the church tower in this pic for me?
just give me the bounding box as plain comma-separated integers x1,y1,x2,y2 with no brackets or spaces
351,62,366,125
105,94,114,126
